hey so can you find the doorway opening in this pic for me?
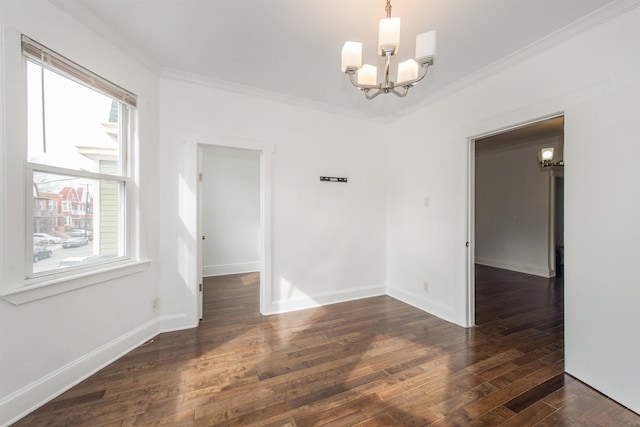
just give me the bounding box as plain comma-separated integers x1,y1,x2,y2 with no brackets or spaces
468,114,564,327
196,141,273,319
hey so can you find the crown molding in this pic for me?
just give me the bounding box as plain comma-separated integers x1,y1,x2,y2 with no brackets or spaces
160,68,383,121
51,0,640,122
163,0,640,123
48,0,162,77
404,0,640,117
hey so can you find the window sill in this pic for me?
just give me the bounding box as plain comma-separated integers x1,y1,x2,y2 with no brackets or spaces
0,260,152,305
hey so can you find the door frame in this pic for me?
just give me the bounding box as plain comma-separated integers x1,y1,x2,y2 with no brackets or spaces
466,112,564,326
193,135,274,318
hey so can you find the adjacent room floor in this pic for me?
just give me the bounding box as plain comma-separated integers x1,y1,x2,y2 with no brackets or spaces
13,267,640,426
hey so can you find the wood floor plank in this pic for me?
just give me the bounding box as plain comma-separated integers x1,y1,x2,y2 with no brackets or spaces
503,373,571,413
294,394,380,427
462,363,564,418
11,267,640,426
467,405,516,426
497,400,556,426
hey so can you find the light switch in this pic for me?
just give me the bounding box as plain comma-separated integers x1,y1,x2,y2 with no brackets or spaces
424,197,430,207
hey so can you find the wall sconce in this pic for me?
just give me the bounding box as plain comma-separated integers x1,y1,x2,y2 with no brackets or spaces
538,147,564,169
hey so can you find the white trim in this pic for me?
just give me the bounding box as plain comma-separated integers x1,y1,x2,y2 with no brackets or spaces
1,260,151,305
48,0,162,77
0,24,7,292
161,68,370,121
161,1,640,122
52,0,640,121
26,162,129,181
466,112,565,326
547,168,557,277
267,285,386,316
197,145,203,320
466,138,476,328
0,317,159,427
386,286,459,327
158,313,197,334
407,0,640,116
185,131,276,154
203,262,260,277
1,27,27,295
475,257,555,279
186,132,274,319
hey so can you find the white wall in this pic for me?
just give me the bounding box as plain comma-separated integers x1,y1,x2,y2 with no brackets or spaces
475,136,562,277
386,4,640,413
158,76,388,327
0,2,160,425
202,146,261,276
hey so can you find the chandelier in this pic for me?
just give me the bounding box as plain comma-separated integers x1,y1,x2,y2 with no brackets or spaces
341,0,436,100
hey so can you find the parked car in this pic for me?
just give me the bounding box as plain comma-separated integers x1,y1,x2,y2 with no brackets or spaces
62,237,89,248
59,256,92,268
67,228,93,239
33,246,52,262
33,233,63,244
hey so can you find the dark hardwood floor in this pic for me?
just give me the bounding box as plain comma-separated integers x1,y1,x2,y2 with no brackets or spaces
13,267,640,426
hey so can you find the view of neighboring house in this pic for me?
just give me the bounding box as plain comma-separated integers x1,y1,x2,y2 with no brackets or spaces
32,185,93,236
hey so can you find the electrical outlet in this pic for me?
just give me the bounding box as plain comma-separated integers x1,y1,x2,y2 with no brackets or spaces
152,298,159,311
423,282,429,292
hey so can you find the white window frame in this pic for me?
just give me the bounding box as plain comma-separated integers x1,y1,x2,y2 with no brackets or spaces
0,29,149,305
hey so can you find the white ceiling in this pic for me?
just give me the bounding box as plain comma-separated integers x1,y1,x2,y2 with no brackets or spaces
52,0,615,114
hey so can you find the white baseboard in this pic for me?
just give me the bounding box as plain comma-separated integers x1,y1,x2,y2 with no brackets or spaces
475,257,555,278
157,313,197,333
0,318,160,427
264,285,386,315
203,261,260,277
386,286,460,327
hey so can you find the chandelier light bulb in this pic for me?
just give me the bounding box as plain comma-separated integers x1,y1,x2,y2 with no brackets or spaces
341,42,362,72
378,17,401,55
357,64,378,86
416,31,437,63
397,59,419,84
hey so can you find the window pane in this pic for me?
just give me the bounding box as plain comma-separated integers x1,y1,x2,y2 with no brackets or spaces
32,171,124,275
27,61,122,175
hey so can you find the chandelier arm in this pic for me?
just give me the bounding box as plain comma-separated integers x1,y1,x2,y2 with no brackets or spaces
390,87,410,97
364,88,383,100
415,61,433,84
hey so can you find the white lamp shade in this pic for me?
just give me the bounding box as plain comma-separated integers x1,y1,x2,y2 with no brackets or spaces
397,59,419,84
540,147,554,162
378,17,401,55
415,30,436,62
341,41,363,72
357,64,378,86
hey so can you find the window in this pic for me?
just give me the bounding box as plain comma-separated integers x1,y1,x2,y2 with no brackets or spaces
23,36,137,278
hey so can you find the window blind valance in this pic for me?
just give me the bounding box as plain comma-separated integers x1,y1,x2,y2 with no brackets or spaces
21,35,137,108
